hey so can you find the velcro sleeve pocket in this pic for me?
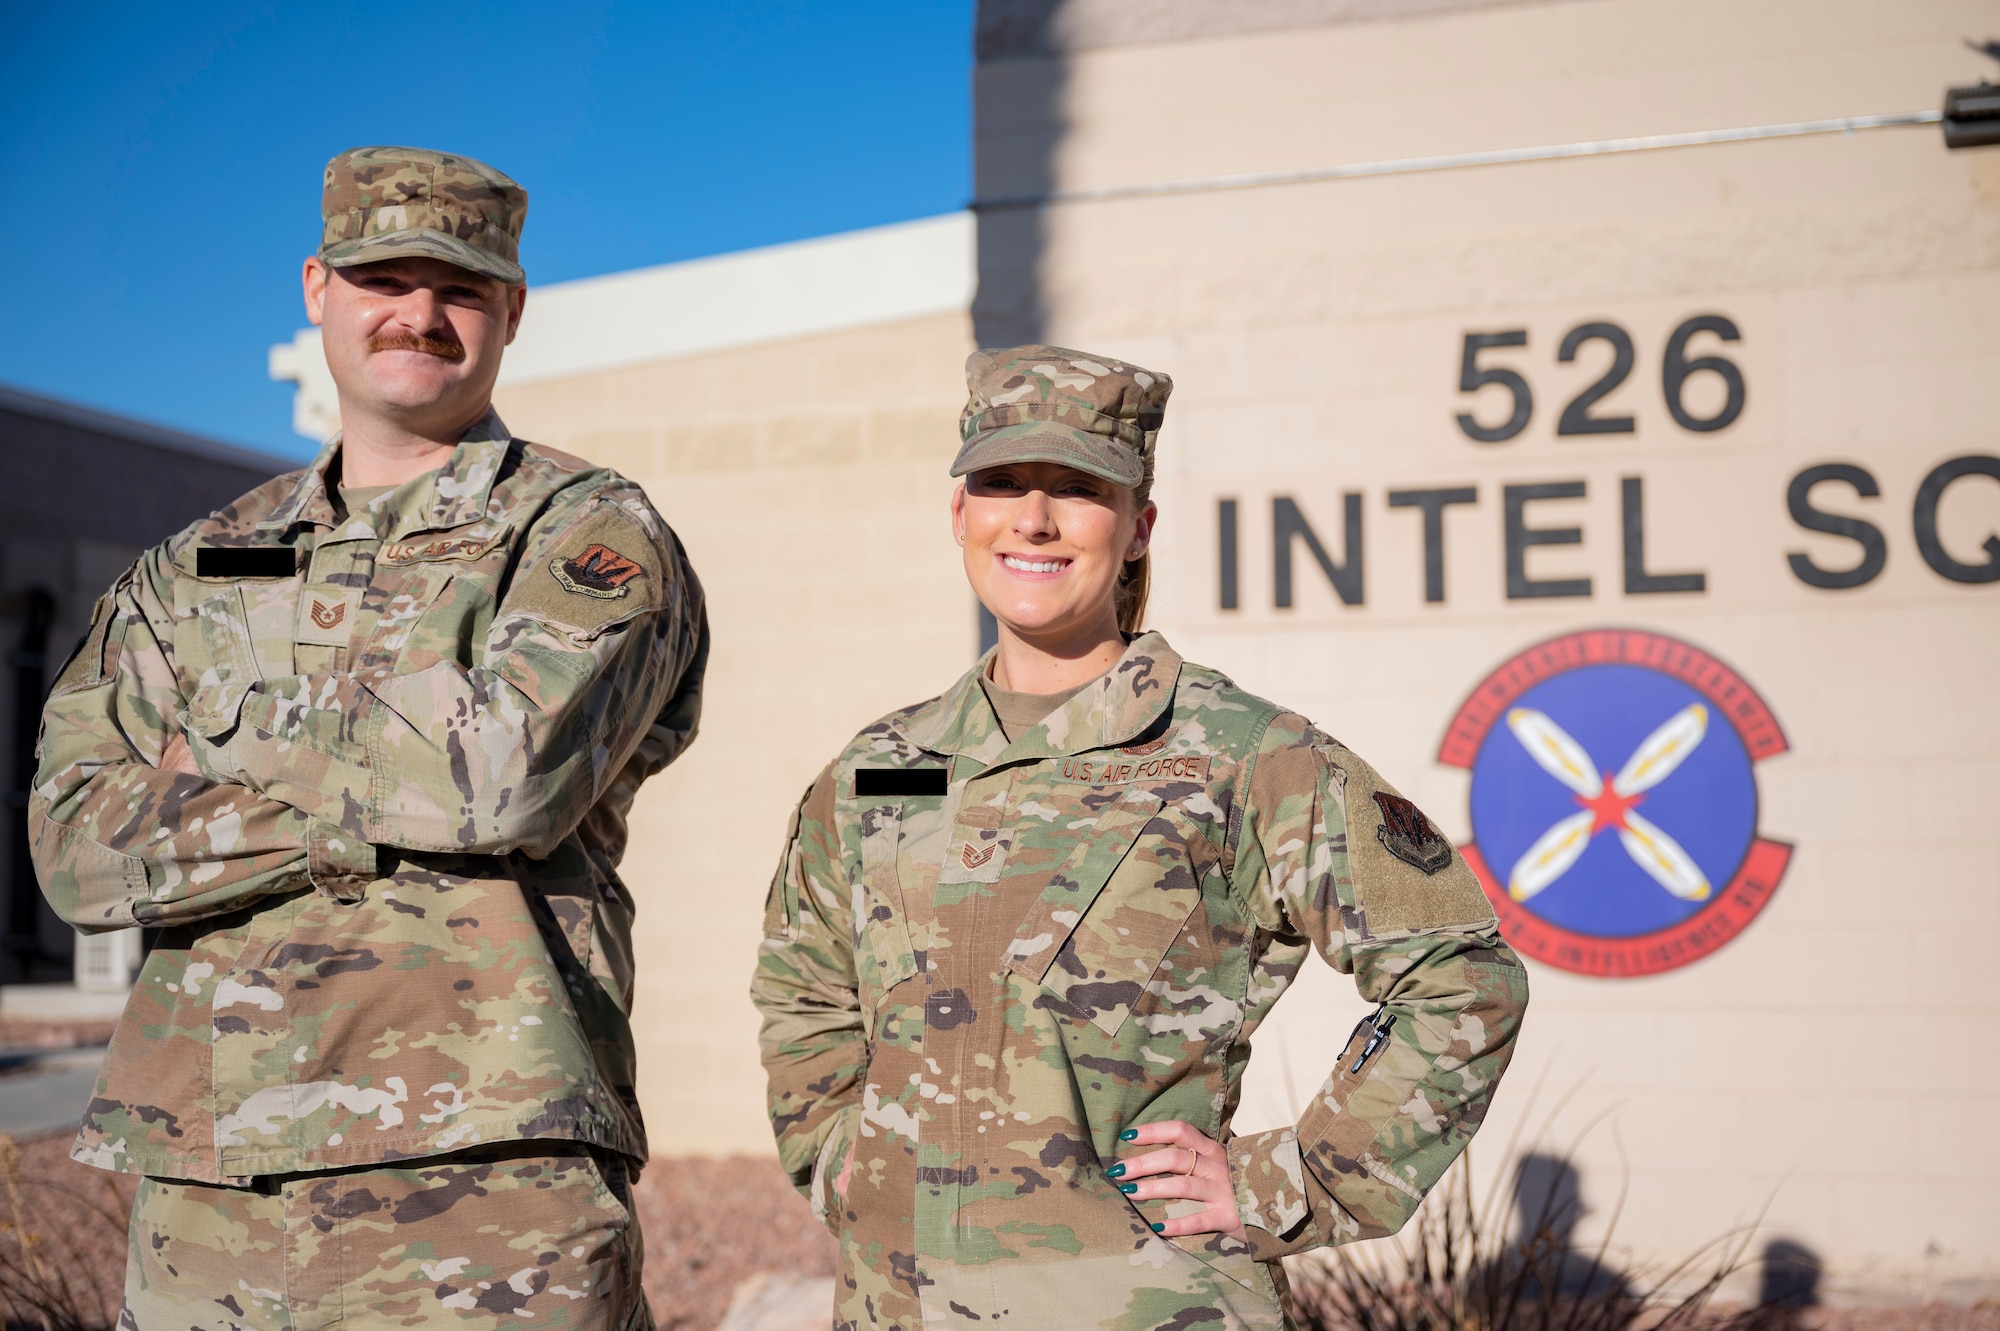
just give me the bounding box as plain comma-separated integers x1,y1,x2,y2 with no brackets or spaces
1320,742,1493,937
504,504,665,643
762,795,807,942
50,579,132,699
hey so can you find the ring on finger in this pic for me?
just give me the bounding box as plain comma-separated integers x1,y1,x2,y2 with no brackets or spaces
1178,1147,1198,1175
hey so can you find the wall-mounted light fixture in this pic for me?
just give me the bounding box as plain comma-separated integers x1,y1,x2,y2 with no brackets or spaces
1946,40,2000,149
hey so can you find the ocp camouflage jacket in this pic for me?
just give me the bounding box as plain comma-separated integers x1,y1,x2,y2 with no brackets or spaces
31,412,707,1182
753,632,1529,1331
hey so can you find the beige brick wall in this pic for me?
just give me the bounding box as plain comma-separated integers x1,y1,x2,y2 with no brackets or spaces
434,0,2000,1291
493,310,977,1156
977,0,2000,1295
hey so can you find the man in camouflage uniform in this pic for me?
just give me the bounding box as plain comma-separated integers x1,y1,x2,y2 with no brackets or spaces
753,346,1529,1329
31,146,707,1330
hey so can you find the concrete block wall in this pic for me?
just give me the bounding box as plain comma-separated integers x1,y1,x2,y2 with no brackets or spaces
493,310,978,1155
975,0,2000,1295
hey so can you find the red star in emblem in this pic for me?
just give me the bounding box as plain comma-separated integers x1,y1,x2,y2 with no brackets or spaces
1577,771,1644,836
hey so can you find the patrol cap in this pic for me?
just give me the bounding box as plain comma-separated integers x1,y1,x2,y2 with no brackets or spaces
952,345,1173,488
319,146,528,285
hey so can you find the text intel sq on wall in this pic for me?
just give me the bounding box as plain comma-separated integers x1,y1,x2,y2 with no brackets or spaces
1215,313,2000,608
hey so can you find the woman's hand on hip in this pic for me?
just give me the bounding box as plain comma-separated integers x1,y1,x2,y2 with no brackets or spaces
1108,1120,1247,1242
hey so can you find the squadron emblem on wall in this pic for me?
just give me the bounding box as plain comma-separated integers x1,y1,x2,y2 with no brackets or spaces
1438,629,1793,977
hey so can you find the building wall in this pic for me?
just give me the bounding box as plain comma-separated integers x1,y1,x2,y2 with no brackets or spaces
974,0,1999,1296
492,309,977,1154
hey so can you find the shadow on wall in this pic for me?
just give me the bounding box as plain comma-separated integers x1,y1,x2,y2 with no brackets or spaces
1757,1237,1824,1327
1509,1152,1636,1303
1506,1154,1825,1316
971,1,1070,655
970,0,1066,352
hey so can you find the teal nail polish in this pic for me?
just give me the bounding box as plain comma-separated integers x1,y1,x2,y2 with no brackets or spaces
1119,1129,1138,1142
1106,1162,1126,1179
1150,1223,1165,1233
1118,1182,1138,1195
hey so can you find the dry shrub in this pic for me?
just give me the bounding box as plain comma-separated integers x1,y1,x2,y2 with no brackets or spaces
1285,1143,1777,1331
0,1133,133,1331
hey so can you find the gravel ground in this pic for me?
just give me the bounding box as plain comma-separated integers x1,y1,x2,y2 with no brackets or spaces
1797,1311,2000,1331
634,1155,836,1330
0,1130,834,1331
0,1128,1988,1331
0,1019,118,1053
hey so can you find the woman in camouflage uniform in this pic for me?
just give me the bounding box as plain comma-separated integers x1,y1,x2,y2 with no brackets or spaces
752,346,1530,1331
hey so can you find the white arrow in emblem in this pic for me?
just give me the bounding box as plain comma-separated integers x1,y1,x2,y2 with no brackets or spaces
1502,704,1712,903
1508,810,1595,901
1618,812,1711,901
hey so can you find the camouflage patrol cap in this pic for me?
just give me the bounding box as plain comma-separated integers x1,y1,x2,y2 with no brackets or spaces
952,345,1172,488
319,146,527,285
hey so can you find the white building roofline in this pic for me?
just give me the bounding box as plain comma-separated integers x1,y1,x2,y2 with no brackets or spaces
271,212,976,442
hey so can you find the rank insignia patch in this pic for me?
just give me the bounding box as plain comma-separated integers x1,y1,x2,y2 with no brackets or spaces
1373,792,1453,875
295,588,359,647
552,544,643,599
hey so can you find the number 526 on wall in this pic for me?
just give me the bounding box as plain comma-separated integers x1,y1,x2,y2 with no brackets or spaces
1455,316,1745,443
1447,312,1998,588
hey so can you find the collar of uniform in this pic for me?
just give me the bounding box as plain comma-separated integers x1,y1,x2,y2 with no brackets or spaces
409,409,512,537
260,437,343,531
899,631,1184,764
259,410,514,537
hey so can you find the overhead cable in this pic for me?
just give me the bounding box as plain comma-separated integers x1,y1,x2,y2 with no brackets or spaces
972,111,1945,211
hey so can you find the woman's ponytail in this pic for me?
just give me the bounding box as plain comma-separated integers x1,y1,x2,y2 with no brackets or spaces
1114,451,1156,634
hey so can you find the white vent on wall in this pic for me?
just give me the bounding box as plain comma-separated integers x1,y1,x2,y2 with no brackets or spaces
74,930,141,993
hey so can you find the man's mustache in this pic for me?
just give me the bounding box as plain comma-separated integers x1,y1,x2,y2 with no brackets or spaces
367,330,466,360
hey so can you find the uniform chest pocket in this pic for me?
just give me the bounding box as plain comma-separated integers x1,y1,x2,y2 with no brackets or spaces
854,803,919,1008
361,524,510,670
358,563,456,665
175,582,269,738
1003,788,1207,1037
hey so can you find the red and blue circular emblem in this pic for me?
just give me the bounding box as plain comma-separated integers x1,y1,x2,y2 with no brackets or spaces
1438,629,1792,977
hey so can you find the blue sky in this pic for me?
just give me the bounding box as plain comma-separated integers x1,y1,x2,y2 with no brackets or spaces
0,1,973,459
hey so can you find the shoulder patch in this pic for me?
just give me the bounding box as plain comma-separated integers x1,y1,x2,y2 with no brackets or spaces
1372,792,1453,874
552,543,644,599
1325,746,1495,936
508,505,665,638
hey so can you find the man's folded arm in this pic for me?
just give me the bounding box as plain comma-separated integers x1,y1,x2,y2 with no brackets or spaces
196,490,706,859
31,550,316,931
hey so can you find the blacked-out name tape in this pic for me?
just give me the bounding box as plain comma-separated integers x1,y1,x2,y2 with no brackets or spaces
196,547,297,578
854,768,948,798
